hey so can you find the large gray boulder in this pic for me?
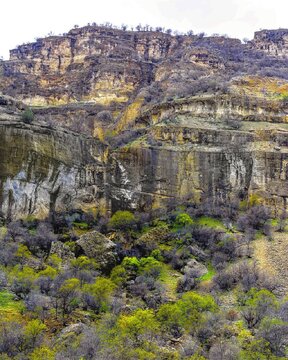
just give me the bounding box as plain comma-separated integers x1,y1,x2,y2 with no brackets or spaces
182,259,208,277
50,241,75,269
76,231,117,269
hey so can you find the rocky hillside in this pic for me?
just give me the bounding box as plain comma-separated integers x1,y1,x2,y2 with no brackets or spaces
0,26,288,218
252,29,288,57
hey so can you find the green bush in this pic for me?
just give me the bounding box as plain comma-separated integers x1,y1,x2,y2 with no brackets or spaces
117,309,160,343
139,257,163,278
175,213,193,227
150,249,164,261
157,302,184,337
157,291,217,336
83,277,116,312
122,256,140,271
110,265,128,286
21,108,34,124
109,210,136,230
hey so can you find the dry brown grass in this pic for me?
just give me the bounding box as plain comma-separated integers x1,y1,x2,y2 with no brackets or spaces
254,232,288,295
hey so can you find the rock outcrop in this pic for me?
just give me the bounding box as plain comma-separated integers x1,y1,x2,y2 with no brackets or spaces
76,231,117,269
183,259,208,277
50,241,76,269
0,98,108,219
0,26,178,107
252,29,288,57
0,25,288,218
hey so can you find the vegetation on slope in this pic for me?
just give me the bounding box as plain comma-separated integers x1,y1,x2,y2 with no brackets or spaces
0,195,288,359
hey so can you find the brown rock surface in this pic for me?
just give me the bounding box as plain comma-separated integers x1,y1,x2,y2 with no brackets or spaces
0,26,288,218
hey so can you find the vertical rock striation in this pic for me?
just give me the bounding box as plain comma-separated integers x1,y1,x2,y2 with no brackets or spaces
0,26,288,217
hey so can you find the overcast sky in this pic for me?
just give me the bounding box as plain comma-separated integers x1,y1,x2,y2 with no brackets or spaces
0,0,287,59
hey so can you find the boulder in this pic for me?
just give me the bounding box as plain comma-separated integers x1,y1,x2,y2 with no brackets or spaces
76,231,117,269
55,323,89,347
135,226,171,253
50,241,75,269
60,323,88,338
182,259,208,277
187,245,208,261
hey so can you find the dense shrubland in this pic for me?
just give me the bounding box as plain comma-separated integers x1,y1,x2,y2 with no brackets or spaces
0,195,288,359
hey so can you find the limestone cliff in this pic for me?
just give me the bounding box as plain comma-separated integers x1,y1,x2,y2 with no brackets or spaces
252,29,288,57
0,26,179,107
0,96,108,219
0,25,288,218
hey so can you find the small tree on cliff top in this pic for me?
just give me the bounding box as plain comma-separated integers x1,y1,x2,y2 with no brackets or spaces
21,108,34,124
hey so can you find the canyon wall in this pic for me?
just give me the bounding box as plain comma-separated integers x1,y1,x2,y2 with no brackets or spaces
0,107,108,219
0,26,288,218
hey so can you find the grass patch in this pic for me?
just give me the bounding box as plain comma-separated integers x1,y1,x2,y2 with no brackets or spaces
73,228,90,236
0,227,7,240
198,264,216,282
29,229,37,235
122,135,147,149
270,219,279,228
159,265,181,301
0,291,15,308
0,291,24,313
140,225,151,234
72,222,90,230
255,231,264,240
158,244,173,252
196,216,225,230
171,224,182,232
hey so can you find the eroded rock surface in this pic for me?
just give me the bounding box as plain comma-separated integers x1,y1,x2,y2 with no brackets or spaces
252,29,288,57
76,231,117,269
50,241,76,269
0,26,288,218
0,98,108,219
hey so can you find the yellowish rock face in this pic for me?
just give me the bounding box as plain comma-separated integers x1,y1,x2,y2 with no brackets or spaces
1,26,288,217
1,27,177,108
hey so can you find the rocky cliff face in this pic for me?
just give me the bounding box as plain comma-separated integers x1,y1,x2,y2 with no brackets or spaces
0,97,108,219
0,26,288,218
0,26,179,107
252,29,288,57
109,124,288,211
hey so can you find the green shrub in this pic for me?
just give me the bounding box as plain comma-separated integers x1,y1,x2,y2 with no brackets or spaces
175,213,193,227
122,256,140,271
109,210,136,230
110,265,127,286
83,277,116,313
117,309,160,343
157,291,217,336
157,302,184,337
29,346,56,360
72,221,89,230
21,108,34,124
150,249,164,261
177,291,218,332
139,257,163,278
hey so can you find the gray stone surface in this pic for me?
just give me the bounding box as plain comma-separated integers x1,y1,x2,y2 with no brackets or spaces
76,230,117,268
50,241,75,268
